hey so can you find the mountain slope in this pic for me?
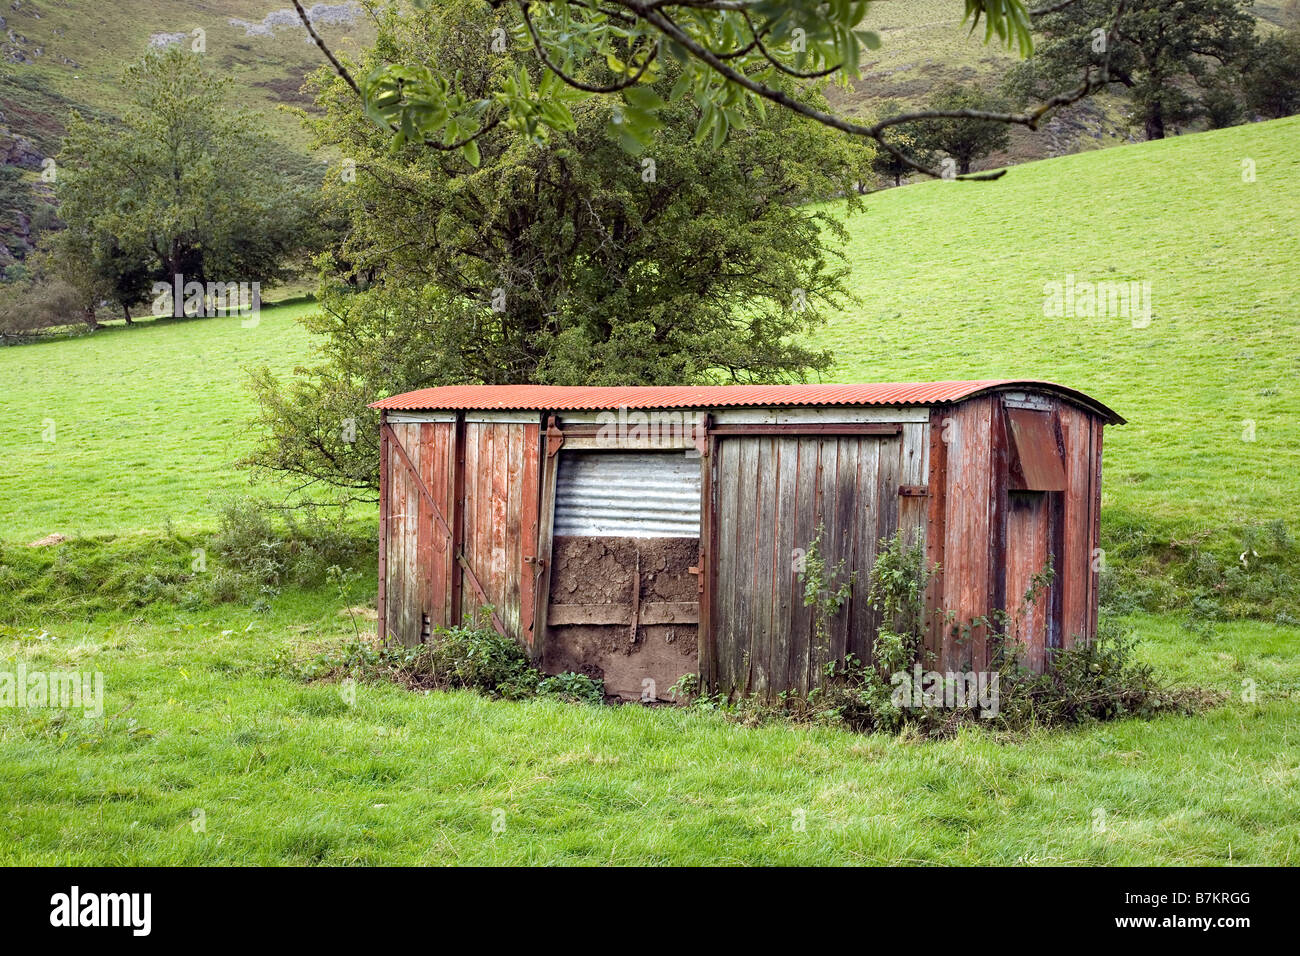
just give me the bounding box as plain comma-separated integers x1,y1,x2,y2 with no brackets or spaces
0,1,374,264
827,115,1300,605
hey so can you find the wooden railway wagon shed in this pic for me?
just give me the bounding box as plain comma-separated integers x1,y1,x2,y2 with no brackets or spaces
372,382,1122,701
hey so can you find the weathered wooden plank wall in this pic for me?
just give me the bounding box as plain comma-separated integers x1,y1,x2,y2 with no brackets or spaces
1059,404,1100,648
1004,490,1052,672
710,430,916,699
460,421,542,645
383,421,456,646
935,397,996,670
928,396,1106,672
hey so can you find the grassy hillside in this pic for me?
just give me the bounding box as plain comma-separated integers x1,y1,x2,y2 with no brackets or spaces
0,1,373,261
1,113,1298,868
830,116,1300,610
1,604,1296,865
4,118,1296,561
2,1,373,148
0,300,317,541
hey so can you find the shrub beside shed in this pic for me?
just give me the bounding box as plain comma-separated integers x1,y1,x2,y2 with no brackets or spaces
371,382,1123,700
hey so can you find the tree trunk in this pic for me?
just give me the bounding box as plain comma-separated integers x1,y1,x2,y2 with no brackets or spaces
959,156,972,176
1144,102,1165,140
82,307,99,330
122,303,133,325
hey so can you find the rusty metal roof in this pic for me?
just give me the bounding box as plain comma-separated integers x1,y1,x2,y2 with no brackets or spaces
371,381,1123,423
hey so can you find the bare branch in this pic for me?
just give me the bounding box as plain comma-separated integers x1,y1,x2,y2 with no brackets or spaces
291,0,360,97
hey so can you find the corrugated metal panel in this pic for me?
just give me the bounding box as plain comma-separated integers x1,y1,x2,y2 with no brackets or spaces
554,452,701,538
370,381,1124,424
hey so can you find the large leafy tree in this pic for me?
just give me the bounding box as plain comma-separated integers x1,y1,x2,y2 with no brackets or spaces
1008,0,1257,140
911,84,1013,176
1243,27,1300,119
295,0,1116,180
247,0,867,497
57,47,314,313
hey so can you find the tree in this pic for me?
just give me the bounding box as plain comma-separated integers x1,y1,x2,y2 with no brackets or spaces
294,0,1114,181
1007,0,1257,140
911,85,1013,175
865,101,935,188
40,226,153,325
56,47,314,316
247,0,868,496
1243,28,1300,119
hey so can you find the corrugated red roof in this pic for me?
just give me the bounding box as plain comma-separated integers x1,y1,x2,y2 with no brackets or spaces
371,381,1123,423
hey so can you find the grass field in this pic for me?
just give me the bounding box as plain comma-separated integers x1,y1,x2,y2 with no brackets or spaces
1,602,1296,865
1,119,1298,865
827,117,1300,618
0,300,317,541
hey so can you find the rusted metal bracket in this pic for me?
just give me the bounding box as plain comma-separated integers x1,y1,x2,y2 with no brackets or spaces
545,414,565,458
899,484,930,497
693,413,711,458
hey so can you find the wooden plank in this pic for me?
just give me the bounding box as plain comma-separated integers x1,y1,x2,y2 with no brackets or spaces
751,437,779,699
416,423,434,637
830,436,859,668
393,428,407,643
698,424,717,688
504,424,524,638
898,422,928,546
1049,484,1066,655
769,437,799,698
987,404,1009,671
377,419,388,643
708,423,903,437
811,437,839,681
437,421,454,627
519,423,541,652
941,399,994,671
1005,491,1051,671
849,436,881,666
388,423,404,645
475,422,492,616
734,438,759,697
531,419,560,662
548,601,700,627
714,439,741,695
924,411,947,667
788,438,818,694
1089,423,1105,643
462,423,480,621
450,414,466,625
873,432,903,668
490,424,509,618
402,423,421,646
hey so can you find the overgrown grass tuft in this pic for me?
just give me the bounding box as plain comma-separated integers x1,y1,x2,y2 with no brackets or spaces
283,610,606,706
0,496,373,624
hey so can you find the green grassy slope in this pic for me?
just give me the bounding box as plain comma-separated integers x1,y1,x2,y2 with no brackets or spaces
0,1,373,259
829,116,1300,553
0,301,316,542
3,0,373,149
1,114,1298,869
2,117,1297,565
0,603,1296,865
